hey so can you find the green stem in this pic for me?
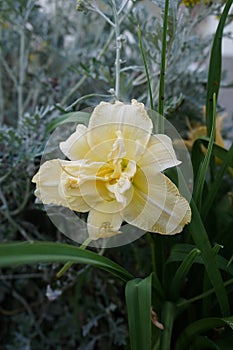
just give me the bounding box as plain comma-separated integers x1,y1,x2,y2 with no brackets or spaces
177,277,233,309
111,0,121,100
146,233,156,274
56,237,92,279
188,198,230,316
154,235,165,284
17,0,34,127
193,93,216,210
18,23,25,125
61,1,133,106
158,0,169,132
160,301,176,350
138,26,154,110
65,93,111,111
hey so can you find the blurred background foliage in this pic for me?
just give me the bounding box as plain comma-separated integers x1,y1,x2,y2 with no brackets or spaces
0,0,233,348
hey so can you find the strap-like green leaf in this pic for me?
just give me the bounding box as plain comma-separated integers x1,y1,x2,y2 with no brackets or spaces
198,137,233,168
125,274,152,350
170,248,201,300
46,111,90,134
193,94,216,209
176,169,230,315
190,336,220,350
158,0,169,132
189,199,230,316
0,242,134,282
202,142,233,219
138,26,154,110
191,139,205,178
175,316,233,350
168,243,233,278
160,301,176,350
205,0,233,136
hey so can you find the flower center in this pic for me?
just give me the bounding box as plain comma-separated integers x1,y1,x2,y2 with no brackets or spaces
104,158,136,204
62,130,137,208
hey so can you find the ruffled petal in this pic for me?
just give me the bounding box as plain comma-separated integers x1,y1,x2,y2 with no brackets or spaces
87,209,123,239
87,100,153,161
60,124,91,161
32,159,70,206
123,167,191,235
32,159,91,212
138,134,181,172
60,160,108,211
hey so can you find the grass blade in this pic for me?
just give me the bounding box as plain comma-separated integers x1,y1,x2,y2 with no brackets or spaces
167,243,233,278
193,94,216,209
160,301,176,350
205,0,233,135
189,199,230,316
176,169,230,315
0,242,134,282
198,137,233,168
125,274,152,350
175,316,233,350
46,111,90,134
158,0,169,132
202,142,233,219
170,248,201,300
138,26,154,110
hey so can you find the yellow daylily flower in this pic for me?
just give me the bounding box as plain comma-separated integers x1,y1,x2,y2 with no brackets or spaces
181,0,211,7
184,107,226,163
32,100,191,240
181,0,226,7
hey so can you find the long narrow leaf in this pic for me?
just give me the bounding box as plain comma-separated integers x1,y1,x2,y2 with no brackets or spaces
205,0,233,135
199,137,233,168
125,274,152,350
138,26,154,110
193,94,216,209
191,139,205,178
160,301,176,350
175,316,233,350
167,243,233,278
170,248,201,300
190,336,220,350
46,111,90,134
158,0,169,132
0,242,134,282
176,169,230,315
202,143,233,219
189,199,230,316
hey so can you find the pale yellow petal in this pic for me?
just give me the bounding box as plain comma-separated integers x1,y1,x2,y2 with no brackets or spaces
138,134,181,172
79,178,133,215
32,159,91,212
60,124,91,160
87,100,153,161
215,116,225,148
32,159,70,206
59,159,131,213
87,209,123,240
123,168,191,235
107,130,126,163
60,160,108,211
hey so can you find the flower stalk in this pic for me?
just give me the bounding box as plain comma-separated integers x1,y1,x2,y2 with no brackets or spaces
158,0,169,132
111,0,121,100
56,237,92,279
160,301,176,350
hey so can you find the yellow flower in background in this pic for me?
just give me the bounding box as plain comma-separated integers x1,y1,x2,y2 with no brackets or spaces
181,0,227,7
32,100,191,240
184,107,226,163
181,0,212,6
